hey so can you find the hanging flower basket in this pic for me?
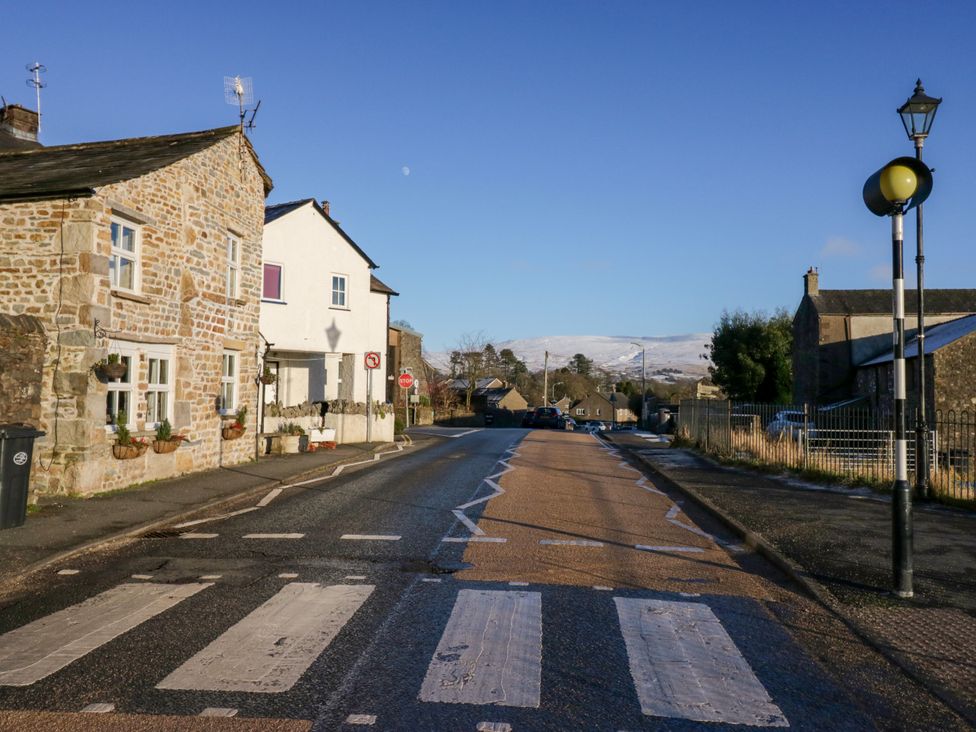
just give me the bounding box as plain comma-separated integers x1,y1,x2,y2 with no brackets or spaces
259,374,276,385
112,444,142,460
96,361,127,380
152,439,181,454
222,425,245,440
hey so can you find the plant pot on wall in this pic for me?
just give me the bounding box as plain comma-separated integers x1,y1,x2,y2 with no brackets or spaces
96,361,127,380
112,444,142,460
222,426,245,440
152,439,181,454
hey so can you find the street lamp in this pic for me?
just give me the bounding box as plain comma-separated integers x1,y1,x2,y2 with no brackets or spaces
631,342,646,428
550,381,563,404
864,155,934,599
609,391,617,431
897,79,942,501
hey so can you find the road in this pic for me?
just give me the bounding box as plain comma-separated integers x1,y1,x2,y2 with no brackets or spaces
0,428,960,730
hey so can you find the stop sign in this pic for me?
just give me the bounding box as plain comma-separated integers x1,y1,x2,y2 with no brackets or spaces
398,372,415,389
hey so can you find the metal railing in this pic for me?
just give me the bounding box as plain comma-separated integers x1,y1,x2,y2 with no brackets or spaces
677,399,972,504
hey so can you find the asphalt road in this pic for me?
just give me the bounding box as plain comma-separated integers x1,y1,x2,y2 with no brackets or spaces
0,428,962,730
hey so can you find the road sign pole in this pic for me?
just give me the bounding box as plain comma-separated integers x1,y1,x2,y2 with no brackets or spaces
366,367,373,443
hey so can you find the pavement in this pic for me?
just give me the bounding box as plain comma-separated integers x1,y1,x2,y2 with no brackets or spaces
0,438,412,594
607,430,976,726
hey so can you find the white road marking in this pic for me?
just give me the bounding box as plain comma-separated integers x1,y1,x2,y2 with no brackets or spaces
593,586,613,591
455,478,505,511
81,703,115,713
257,487,283,507
278,573,299,579
158,583,374,693
56,569,79,575
131,574,153,580
477,723,512,732
243,533,305,540
635,545,705,554
174,506,259,529
452,509,486,536
665,506,680,520
340,534,401,541
419,589,542,708
200,707,238,717
539,539,604,547
199,575,222,580
180,533,218,540
0,583,210,686
614,598,788,726
345,714,377,725
421,578,442,583
441,537,507,543
508,581,529,586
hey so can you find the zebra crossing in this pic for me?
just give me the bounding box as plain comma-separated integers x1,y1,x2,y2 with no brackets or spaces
0,578,789,728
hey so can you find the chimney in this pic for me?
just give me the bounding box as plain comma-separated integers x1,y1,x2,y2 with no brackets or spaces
804,267,819,297
320,200,330,217
0,103,39,143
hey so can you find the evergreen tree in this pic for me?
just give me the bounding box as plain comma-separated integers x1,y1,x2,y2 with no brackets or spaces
707,308,793,402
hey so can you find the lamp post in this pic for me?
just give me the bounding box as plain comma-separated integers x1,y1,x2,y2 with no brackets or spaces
897,80,942,501
609,391,617,431
864,155,934,599
631,342,646,428
550,381,563,404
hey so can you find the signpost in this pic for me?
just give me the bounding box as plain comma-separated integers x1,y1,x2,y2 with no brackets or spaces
364,353,381,443
399,371,414,430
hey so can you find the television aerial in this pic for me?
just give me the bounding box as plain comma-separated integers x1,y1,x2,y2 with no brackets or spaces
26,61,46,134
223,75,261,131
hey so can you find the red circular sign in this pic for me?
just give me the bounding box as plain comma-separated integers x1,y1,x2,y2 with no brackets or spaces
364,352,381,369
398,372,415,389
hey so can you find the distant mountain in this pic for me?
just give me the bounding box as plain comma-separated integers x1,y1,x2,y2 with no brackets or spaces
428,334,712,383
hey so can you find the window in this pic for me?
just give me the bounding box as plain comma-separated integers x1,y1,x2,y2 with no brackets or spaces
263,263,283,301
105,348,136,428
596,408,601,416
110,218,140,292
331,274,347,307
221,350,238,412
145,349,173,427
576,408,585,416
227,235,241,299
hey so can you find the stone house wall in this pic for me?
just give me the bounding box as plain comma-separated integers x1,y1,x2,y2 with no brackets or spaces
933,334,976,417
0,133,267,497
0,314,46,425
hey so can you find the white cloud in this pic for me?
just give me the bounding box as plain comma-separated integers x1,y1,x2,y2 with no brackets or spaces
821,236,861,258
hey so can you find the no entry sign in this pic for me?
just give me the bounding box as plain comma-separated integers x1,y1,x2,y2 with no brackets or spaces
364,352,381,369
398,372,415,389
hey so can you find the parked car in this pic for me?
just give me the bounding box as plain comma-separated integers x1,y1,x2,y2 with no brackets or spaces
521,411,535,428
532,407,563,428
766,410,816,441
558,416,577,430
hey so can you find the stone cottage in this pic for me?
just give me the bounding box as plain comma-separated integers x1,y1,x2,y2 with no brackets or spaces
0,119,272,497
792,268,976,405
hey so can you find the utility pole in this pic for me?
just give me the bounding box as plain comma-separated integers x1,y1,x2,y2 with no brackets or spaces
542,350,549,408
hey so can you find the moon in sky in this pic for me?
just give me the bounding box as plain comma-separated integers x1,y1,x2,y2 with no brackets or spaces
401,166,410,176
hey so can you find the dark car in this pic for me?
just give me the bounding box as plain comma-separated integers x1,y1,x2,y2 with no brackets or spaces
521,410,535,427
532,406,562,428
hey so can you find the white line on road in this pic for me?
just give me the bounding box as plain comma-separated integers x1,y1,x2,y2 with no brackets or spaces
174,506,259,529
614,598,788,726
451,509,486,536
257,487,283,507
199,575,222,580
0,583,211,686
635,545,705,553
243,533,305,540
455,478,504,511
593,586,613,591
419,589,542,708
509,581,529,586
421,578,442,583
180,533,218,539
278,573,299,579
158,583,374,693
81,703,115,713
56,569,79,575
345,575,367,580
131,574,153,580
539,539,604,547
345,714,377,725
477,723,512,732
441,536,508,543
340,534,401,541
200,708,238,717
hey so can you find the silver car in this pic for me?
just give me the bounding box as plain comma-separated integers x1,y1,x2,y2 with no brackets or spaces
766,410,815,440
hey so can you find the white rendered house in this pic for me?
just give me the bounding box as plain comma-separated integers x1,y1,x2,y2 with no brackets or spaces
260,199,397,412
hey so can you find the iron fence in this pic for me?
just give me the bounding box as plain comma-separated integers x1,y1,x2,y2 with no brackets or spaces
677,399,973,504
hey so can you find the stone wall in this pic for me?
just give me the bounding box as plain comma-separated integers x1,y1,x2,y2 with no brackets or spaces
933,334,976,416
0,314,45,425
0,132,267,497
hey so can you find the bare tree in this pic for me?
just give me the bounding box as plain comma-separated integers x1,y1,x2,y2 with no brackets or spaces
455,332,491,411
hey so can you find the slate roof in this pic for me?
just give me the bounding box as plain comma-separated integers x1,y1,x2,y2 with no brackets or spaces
263,198,378,269
370,274,399,296
811,289,976,315
0,126,272,202
861,314,976,366
449,377,503,391
0,129,41,152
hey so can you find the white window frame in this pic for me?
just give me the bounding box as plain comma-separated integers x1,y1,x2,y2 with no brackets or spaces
109,217,141,293
144,345,175,429
575,408,585,416
105,343,139,431
262,261,284,302
226,234,241,300
331,273,348,308
220,350,239,414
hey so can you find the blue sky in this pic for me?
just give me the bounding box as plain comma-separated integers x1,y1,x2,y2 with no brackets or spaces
4,1,976,351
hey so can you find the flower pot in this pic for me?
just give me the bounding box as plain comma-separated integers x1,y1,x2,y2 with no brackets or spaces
259,374,276,385
97,362,127,380
152,439,180,454
112,444,142,460
281,434,301,454
222,426,245,440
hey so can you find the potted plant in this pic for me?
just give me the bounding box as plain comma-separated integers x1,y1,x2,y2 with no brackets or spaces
222,405,247,440
152,418,185,454
259,365,276,385
112,411,147,459
95,353,127,380
278,422,304,454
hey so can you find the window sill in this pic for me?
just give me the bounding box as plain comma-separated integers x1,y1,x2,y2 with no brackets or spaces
329,306,350,312
112,289,151,304
261,298,287,305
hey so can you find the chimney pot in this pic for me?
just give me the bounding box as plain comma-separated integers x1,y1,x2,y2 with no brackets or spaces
804,266,819,297
0,104,39,143
320,200,330,216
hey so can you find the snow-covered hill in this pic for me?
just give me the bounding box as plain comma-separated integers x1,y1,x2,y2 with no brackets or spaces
428,334,712,382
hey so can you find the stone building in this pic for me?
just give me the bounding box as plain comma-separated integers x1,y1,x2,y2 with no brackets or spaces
792,268,976,405
0,120,272,497
569,392,638,424
387,323,427,406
